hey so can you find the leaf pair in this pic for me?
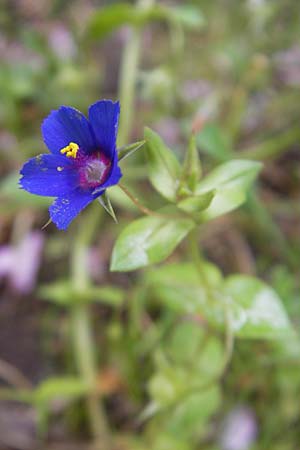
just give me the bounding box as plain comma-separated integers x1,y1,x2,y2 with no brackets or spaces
87,4,205,41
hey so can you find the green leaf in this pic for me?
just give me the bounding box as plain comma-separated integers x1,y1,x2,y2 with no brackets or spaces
169,5,205,30
146,262,223,317
166,323,223,378
118,140,145,161
34,377,87,405
40,281,124,307
86,4,139,40
195,159,262,220
224,275,292,339
110,215,194,271
197,124,233,161
144,127,181,202
178,134,202,194
177,191,215,216
166,388,221,438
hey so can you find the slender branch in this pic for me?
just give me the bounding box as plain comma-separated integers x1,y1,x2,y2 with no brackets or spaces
119,183,182,219
240,124,300,161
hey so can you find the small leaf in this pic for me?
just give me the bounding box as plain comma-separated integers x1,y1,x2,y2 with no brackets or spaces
224,275,292,339
177,190,215,216
90,286,124,307
166,388,221,438
34,377,87,405
98,192,117,222
110,215,194,271
178,134,202,193
169,5,205,30
197,124,233,161
145,262,223,321
195,159,262,220
144,127,181,202
40,281,124,307
86,4,139,40
118,140,145,161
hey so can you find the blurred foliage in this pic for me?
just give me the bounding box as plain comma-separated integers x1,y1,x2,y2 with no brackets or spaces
0,0,300,450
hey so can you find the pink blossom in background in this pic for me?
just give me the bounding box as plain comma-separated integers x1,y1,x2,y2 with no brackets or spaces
48,25,76,60
220,407,258,450
0,232,44,294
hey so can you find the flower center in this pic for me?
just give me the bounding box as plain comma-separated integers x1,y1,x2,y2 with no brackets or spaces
79,153,111,189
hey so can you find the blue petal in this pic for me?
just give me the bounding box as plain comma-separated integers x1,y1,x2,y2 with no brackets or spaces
92,153,122,196
20,154,78,197
42,106,96,155
49,190,94,230
88,100,120,158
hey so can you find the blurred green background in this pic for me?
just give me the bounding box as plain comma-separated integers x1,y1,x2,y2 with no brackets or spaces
0,0,300,449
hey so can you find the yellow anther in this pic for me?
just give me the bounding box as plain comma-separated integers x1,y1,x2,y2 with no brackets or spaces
60,142,79,158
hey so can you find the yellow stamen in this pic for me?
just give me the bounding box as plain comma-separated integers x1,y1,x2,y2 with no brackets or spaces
60,142,79,158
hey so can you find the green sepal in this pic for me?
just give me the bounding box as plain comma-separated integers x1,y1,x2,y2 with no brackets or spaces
118,140,146,161
98,192,117,222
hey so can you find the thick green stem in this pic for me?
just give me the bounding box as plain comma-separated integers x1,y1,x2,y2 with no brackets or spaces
70,205,110,450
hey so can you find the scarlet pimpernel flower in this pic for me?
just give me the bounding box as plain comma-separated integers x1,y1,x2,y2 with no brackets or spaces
19,100,122,230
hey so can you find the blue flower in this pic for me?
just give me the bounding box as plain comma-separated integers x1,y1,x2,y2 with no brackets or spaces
19,100,122,230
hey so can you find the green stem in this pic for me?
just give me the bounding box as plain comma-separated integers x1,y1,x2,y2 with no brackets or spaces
188,229,234,373
70,205,110,450
118,183,183,219
117,0,155,146
187,229,211,290
71,305,110,449
240,124,300,161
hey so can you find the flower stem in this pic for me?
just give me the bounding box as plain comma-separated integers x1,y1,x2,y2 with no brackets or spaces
119,183,184,219
118,183,166,218
71,205,111,450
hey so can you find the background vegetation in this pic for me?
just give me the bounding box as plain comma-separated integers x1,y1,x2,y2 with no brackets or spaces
0,1,299,449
